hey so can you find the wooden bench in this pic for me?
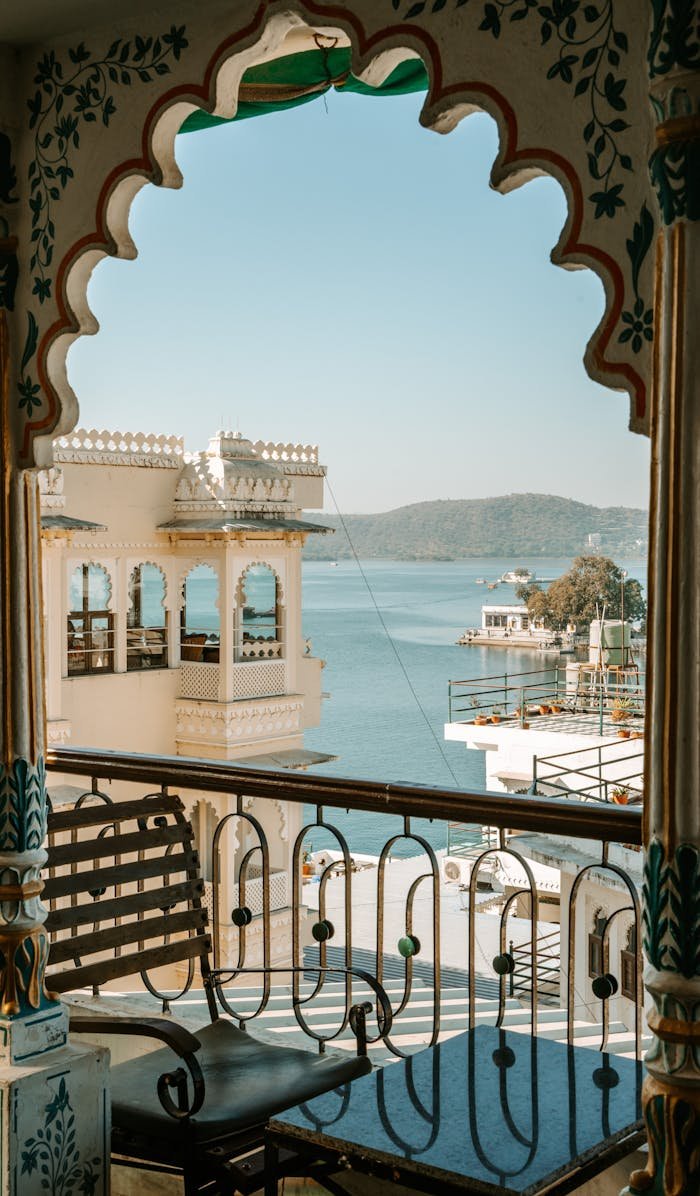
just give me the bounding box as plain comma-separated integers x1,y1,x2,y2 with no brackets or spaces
44,788,391,1195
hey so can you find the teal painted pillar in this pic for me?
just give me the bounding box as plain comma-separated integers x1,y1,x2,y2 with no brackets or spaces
624,6,700,1195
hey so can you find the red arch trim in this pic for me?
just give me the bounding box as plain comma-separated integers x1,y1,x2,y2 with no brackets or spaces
29,4,645,460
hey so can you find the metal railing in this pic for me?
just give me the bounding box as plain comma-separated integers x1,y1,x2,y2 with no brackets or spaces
510,928,561,1004
448,666,646,734
46,747,644,1059
533,739,644,804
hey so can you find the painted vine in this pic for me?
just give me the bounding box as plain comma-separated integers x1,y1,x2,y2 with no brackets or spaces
643,839,700,979
391,0,633,219
0,756,46,853
21,1076,102,1195
20,27,189,423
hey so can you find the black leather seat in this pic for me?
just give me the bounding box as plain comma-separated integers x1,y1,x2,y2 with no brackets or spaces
110,1018,371,1144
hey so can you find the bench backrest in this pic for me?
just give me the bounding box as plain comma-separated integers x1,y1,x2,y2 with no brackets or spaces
44,790,213,1005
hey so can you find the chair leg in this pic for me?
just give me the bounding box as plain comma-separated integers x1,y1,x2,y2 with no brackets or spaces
264,1139,279,1196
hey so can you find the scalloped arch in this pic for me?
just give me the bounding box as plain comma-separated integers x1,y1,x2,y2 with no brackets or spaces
234,560,285,609
67,560,114,610
127,560,168,609
31,5,648,464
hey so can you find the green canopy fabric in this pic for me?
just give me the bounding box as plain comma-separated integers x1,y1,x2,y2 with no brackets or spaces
179,49,428,134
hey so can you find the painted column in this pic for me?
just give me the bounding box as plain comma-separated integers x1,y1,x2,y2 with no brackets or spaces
625,8,700,1195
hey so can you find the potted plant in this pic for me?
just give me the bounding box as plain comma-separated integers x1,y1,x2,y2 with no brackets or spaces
490,706,503,724
302,848,314,877
539,703,551,715
611,786,630,805
611,697,634,723
474,713,488,726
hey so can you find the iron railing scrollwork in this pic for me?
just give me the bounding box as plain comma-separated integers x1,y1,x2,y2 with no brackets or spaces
45,747,644,1061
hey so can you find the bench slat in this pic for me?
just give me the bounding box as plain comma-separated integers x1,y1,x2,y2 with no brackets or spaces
45,880,203,932
48,823,191,867
49,935,210,994
49,908,208,966
43,851,195,901
48,795,181,833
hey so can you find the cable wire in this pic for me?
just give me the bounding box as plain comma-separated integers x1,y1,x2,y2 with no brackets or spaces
324,479,462,788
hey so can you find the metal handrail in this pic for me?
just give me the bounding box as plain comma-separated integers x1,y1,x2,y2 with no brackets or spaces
47,746,642,845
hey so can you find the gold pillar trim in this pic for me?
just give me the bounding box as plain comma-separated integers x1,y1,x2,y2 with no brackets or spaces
648,1009,700,1044
0,880,43,901
661,221,685,849
656,115,700,147
0,925,56,1017
629,1075,700,1196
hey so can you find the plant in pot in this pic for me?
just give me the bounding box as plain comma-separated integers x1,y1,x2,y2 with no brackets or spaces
490,705,503,724
302,848,314,877
539,702,551,715
611,696,634,724
611,786,630,805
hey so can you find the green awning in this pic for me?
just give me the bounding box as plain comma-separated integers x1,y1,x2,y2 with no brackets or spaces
180,49,428,135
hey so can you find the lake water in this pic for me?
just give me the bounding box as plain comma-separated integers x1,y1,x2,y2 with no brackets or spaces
300,557,646,856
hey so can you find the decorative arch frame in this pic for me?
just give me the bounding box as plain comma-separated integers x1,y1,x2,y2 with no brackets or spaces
127,560,168,611
67,560,114,611
3,3,660,470
234,560,285,611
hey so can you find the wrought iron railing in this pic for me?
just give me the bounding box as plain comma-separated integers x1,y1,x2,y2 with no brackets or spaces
533,739,644,804
45,747,644,1060
448,666,646,733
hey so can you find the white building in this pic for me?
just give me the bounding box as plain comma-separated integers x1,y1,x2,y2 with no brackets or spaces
42,427,333,967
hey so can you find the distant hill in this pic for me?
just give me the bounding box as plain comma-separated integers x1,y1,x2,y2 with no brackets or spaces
303,494,648,560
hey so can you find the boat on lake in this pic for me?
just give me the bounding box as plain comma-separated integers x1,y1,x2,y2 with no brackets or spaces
501,568,533,584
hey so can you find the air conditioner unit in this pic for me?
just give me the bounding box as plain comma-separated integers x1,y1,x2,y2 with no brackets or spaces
441,856,474,886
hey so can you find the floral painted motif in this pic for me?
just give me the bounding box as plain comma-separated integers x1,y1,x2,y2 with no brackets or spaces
643,838,700,979
0,755,46,853
391,0,633,220
648,0,700,77
21,1076,102,1194
647,1,700,224
618,204,654,353
20,27,189,423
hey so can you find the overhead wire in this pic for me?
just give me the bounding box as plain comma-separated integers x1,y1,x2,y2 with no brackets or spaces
324,478,462,788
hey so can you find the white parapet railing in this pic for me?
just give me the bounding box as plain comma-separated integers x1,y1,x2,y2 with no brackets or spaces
54,428,185,466
204,869,289,921
232,661,286,699
251,441,318,464
180,662,221,701
240,638,283,660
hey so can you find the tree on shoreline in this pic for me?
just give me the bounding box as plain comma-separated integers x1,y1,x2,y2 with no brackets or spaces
516,556,646,631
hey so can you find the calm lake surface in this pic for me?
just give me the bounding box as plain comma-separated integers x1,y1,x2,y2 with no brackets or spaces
301,557,647,856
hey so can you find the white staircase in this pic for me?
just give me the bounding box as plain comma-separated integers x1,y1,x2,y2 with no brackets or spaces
163,980,648,1066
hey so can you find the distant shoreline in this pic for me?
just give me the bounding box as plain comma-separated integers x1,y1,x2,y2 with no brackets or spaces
302,493,648,562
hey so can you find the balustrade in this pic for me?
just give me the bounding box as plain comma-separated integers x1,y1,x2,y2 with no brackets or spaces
45,747,644,1064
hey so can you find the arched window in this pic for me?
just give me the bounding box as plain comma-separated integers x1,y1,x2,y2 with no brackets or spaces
237,564,281,661
127,564,167,671
181,565,220,663
67,563,114,676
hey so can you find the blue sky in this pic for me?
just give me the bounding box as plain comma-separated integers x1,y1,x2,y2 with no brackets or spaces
67,87,650,514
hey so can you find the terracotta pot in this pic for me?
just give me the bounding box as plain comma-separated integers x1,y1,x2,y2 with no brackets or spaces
550,704,562,714
474,716,487,726
618,729,631,739
612,792,629,805
539,705,551,715
490,715,501,724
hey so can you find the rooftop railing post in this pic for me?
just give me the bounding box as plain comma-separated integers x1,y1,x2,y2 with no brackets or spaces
624,40,700,1193
0,315,109,1193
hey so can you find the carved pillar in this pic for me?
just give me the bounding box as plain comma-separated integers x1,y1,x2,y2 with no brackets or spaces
0,312,64,1052
625,8,700,1195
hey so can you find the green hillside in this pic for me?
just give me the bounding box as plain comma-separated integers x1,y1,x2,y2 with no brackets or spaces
303,494,648,560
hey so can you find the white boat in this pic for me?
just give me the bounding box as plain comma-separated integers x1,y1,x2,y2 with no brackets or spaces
501,569,533,584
